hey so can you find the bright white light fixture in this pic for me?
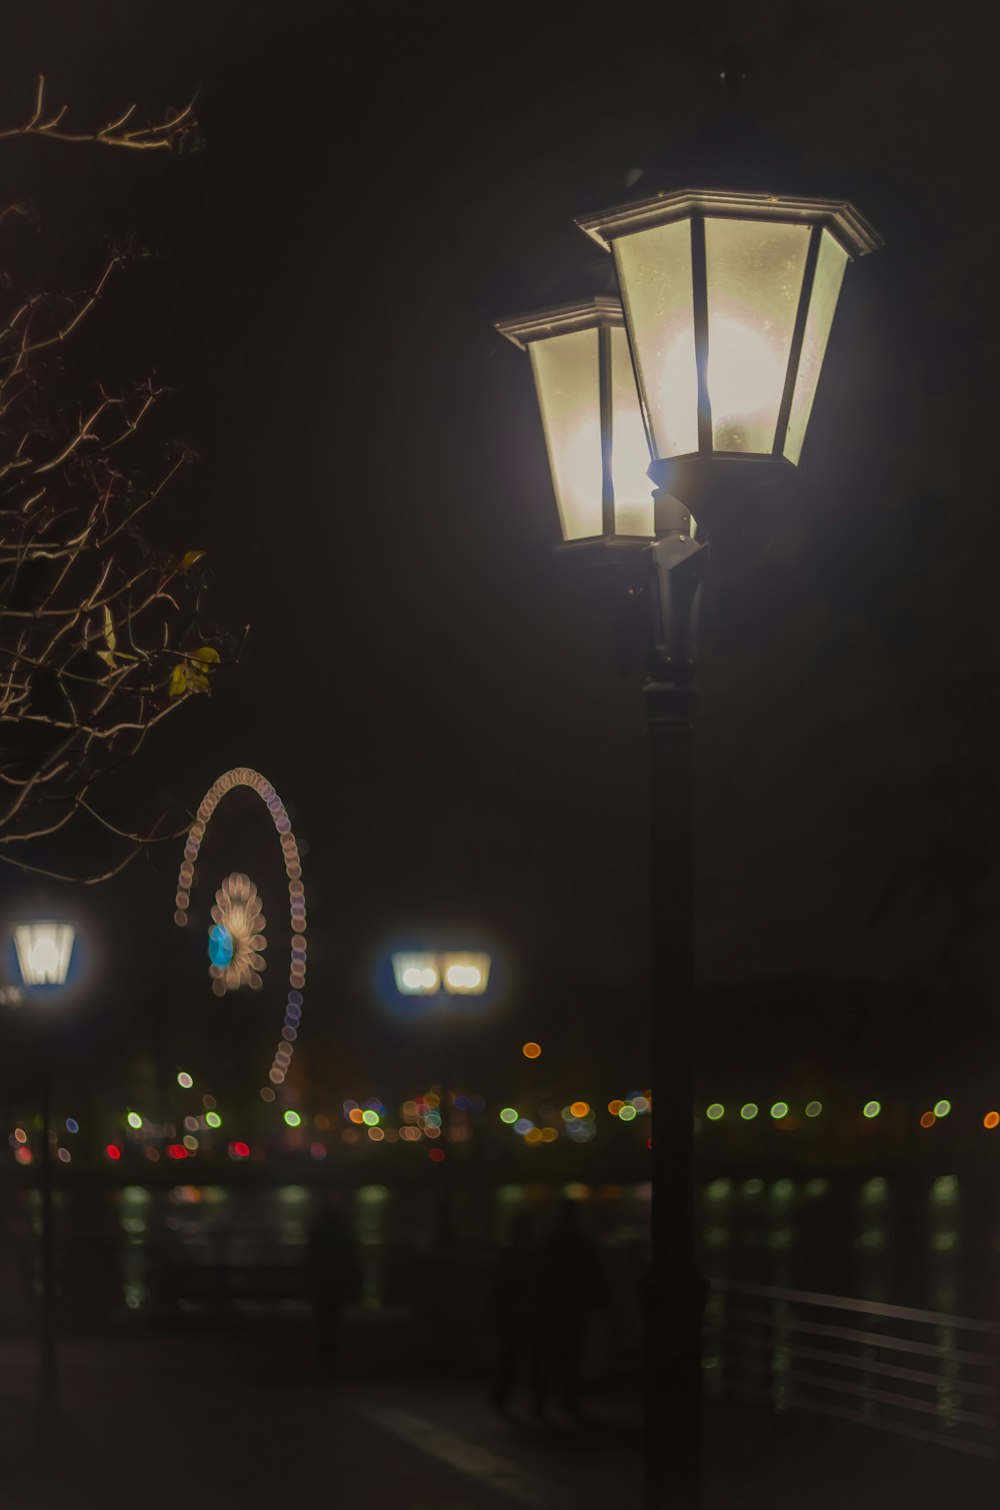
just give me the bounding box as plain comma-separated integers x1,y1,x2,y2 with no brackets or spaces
13,922,75,986
393,952,441,996
495,297,654,545
575,189,881,470
441,952,491,996
392,950,492,997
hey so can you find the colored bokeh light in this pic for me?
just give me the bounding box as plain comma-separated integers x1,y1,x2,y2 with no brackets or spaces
205,1111,222,1129
984,1112,999,1130
570,1101,590,1119
177,1072,193,1089
805,1101,822,1118
126,1112,142,1130
105,1145,121,1161
706,1104,724,1121
522,1042,541,1059
920,1111,936,1129
740,1104,758,1121
933,1099,952,1118
65,1119,78,1134
284,1110,302,1128
770,1102,788,1120
499,1107,518,1125
863,1101,881,1119
618,1105,637,1123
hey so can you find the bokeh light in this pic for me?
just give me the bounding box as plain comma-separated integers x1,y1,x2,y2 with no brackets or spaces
934,1099,952,1118
205,1111,222,1129
985,1112,999,1130
499,1107,518,1125
284,1110,302,1128
863,1101,881,1119
740,1104,758,1121
126,1112,142,1130
177,1072,193,1089
770,1102,789,1120
706,1104,724,1121
522,1042,541,1059
805,1101,822,1118
920,1111,936,1129
570,1101,590,1119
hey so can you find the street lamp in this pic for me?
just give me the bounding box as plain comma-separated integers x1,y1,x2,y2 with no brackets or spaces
12,918,77,1420
497,186,879,1509
392,950,492,998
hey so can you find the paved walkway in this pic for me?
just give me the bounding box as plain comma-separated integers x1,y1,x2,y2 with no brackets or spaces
0,1327,996,1508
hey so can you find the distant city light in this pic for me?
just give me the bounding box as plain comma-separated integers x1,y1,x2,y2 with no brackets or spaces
177,1072,193,1089
284,1110,302,1127
126,1112,142,1130
805,1101,822,1118
522,1042,541,1059
740,1104,758,1121
499,1108,518,1124
934,1099,952,1118
205,1111,222,1128
706,1104,724,1121
863,1101,881,1119
770,1102,789,1120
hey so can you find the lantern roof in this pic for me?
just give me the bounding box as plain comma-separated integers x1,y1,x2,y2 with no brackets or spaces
577,188,883,260
495,295,623,351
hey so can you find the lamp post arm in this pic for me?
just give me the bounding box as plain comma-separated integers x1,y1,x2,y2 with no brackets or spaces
648,501,709,680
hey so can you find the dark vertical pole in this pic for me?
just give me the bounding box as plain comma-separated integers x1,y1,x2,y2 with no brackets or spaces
39,1069,57,1421
644,676,701,1510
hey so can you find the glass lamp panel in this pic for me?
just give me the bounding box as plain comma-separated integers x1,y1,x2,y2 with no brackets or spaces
528,328,603,541
613,219,699,460
704,218,811,453
782,228,849,464
609,325,654,536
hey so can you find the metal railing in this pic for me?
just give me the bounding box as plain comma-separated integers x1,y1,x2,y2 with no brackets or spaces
704,1279,1000,1460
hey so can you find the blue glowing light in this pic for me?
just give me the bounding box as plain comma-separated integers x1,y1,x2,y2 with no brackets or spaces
208,924,234,970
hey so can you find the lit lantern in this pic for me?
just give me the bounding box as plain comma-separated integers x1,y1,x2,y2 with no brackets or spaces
392,952,441,996
574,190,881,486
495,296,654,546
441,952,491,996
13,922,75,986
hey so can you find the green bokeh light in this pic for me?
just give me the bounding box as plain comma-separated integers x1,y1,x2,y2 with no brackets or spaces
805,1101,822,1118
499,1107,518,1125
126,1112,142,1130
770,1102,789,1120
740,1103,758,1121
863,1101,880,1119
706,1104,724,1121
361,1109,380,1126
933,1099,952,1118
283,1110,302,1127
205,1111,222,1128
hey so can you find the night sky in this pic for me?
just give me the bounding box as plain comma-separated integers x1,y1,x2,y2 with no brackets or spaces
2,2,997,1099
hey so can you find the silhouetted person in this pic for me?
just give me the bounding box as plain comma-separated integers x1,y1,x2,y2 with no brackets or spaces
307,1198,361,1372
541,1199,609,1417
491,1209,548,1418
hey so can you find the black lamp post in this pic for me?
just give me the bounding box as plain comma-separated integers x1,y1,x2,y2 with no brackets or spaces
12,920,78,1421
497,186,880,1508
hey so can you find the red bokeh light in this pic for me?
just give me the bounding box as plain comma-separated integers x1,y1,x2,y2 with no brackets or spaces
428,1147,445,1163
230,1141,250,1159
167,1144,188,1160
105,1145,121,1161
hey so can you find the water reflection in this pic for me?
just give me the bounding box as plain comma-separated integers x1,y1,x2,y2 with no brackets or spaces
0,1170,996,1332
